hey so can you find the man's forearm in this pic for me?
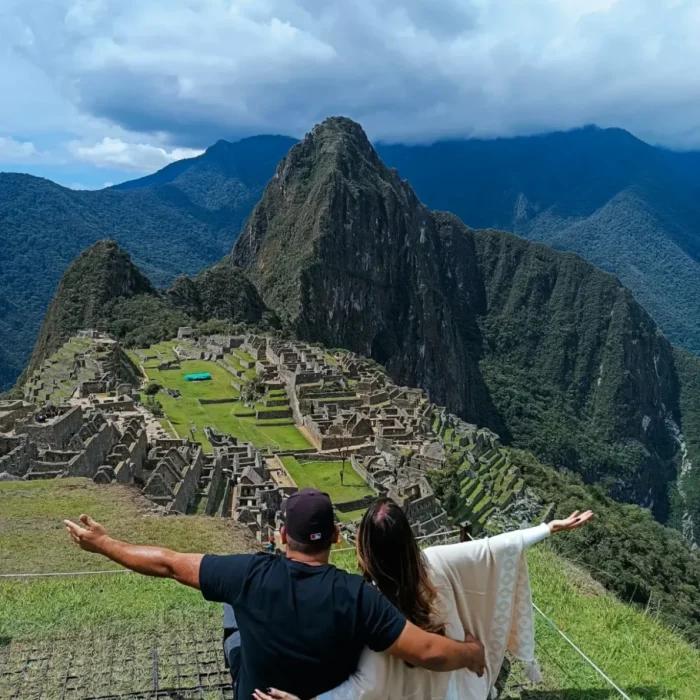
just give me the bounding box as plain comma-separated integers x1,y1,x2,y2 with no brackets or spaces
97,537,176,576
390,622,485,675
420,636,485,673
95,537,203,587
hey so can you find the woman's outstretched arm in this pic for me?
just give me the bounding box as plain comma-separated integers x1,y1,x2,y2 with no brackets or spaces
517,510,595,549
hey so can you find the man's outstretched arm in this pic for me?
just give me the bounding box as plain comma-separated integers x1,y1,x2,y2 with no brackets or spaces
64,515,203,589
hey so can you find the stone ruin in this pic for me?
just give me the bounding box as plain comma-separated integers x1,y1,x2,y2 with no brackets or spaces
6,328,531,541
23,334,140,406
0,398,210,516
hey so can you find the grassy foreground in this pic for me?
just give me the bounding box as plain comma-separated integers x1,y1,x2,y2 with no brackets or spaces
2,480,698,699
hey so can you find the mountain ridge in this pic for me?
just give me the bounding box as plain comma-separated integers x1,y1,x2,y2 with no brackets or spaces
230,117,691,525
4,122,700,395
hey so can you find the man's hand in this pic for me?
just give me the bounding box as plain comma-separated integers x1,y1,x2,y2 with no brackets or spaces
548,510,594,534
64,514,110,553
463,633,485,676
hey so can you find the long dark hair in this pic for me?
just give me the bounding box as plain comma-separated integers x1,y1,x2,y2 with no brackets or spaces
356,497,445,636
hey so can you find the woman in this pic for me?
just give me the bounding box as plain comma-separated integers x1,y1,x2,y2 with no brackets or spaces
255,500,593,700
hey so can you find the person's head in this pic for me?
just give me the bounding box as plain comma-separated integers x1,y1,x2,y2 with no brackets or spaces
280,488,340,562
356,497,445,635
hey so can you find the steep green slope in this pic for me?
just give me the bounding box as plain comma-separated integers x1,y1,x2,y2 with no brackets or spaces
167,259,279,328
510,449,700,648
231,117,692,522
0,135,295,391
377,128,700,356
473,229,679,515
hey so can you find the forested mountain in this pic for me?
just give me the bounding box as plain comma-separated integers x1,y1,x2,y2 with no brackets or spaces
0,135,295,390
24,240,275,383
232,117,700,536
376,128,700,356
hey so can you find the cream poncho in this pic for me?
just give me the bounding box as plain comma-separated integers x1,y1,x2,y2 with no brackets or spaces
318,524,549,700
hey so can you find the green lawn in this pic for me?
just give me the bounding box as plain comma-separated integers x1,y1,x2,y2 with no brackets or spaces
227,416,311,451
281,458,374,504
133,358,309,452
337,508,367,523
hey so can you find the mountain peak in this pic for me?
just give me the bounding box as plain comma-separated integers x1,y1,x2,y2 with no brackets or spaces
24,240,155,377
310,116,373,147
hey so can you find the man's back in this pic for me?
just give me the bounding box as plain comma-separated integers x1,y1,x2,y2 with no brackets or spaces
200,552,406,700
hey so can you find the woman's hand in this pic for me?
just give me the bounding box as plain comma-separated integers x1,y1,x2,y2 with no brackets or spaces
253,689,304,700
548,510,593,534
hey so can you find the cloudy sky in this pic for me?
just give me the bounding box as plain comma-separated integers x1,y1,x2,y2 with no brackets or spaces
2,0,700,188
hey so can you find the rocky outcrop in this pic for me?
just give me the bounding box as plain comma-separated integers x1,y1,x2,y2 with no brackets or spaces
167,260,278,328
232,117,500,426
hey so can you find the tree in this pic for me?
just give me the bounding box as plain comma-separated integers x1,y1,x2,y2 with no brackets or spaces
145,395,164,417
145,382,162,396
337,444,350,486
241,377,266,406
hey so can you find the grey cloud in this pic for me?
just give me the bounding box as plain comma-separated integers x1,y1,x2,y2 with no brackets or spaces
4,0,700,149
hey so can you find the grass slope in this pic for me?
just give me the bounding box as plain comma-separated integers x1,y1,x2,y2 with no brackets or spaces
0,479,257,641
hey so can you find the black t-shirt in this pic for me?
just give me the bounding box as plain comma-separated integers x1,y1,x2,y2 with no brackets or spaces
199,553,406,700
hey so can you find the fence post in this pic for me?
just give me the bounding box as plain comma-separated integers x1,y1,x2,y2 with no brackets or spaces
459,521,473,542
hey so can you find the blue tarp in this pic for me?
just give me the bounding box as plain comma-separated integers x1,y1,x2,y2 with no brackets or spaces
184,372,212,382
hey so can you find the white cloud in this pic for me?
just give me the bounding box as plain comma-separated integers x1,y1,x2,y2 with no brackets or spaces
0,137,42,163
68,137,203,171
3,0,700,149
67,180,116,190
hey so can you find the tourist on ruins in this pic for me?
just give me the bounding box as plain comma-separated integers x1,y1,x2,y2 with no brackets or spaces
252,499,593,700
63,488,486,700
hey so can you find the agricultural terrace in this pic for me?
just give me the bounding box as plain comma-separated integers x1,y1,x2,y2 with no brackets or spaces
128,345,311,453
2,478,698,699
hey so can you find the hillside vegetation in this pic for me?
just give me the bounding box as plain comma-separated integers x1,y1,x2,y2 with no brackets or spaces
0,135,295,390
509,449,700,647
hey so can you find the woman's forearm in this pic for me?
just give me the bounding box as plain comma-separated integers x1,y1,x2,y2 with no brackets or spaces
520,523,551,549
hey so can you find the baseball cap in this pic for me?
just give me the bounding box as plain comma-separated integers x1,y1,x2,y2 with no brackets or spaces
284,488,335,544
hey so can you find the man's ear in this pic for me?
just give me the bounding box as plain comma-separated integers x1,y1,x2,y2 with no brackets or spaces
332,524,340,544
280,525,288,545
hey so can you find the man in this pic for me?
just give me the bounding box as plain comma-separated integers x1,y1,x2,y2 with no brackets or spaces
64,488,485,700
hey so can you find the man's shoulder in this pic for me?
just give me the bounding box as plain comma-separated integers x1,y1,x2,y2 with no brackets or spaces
327,564,372,594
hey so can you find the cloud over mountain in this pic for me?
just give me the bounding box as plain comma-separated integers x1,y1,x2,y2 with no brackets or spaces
3,0,700,151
